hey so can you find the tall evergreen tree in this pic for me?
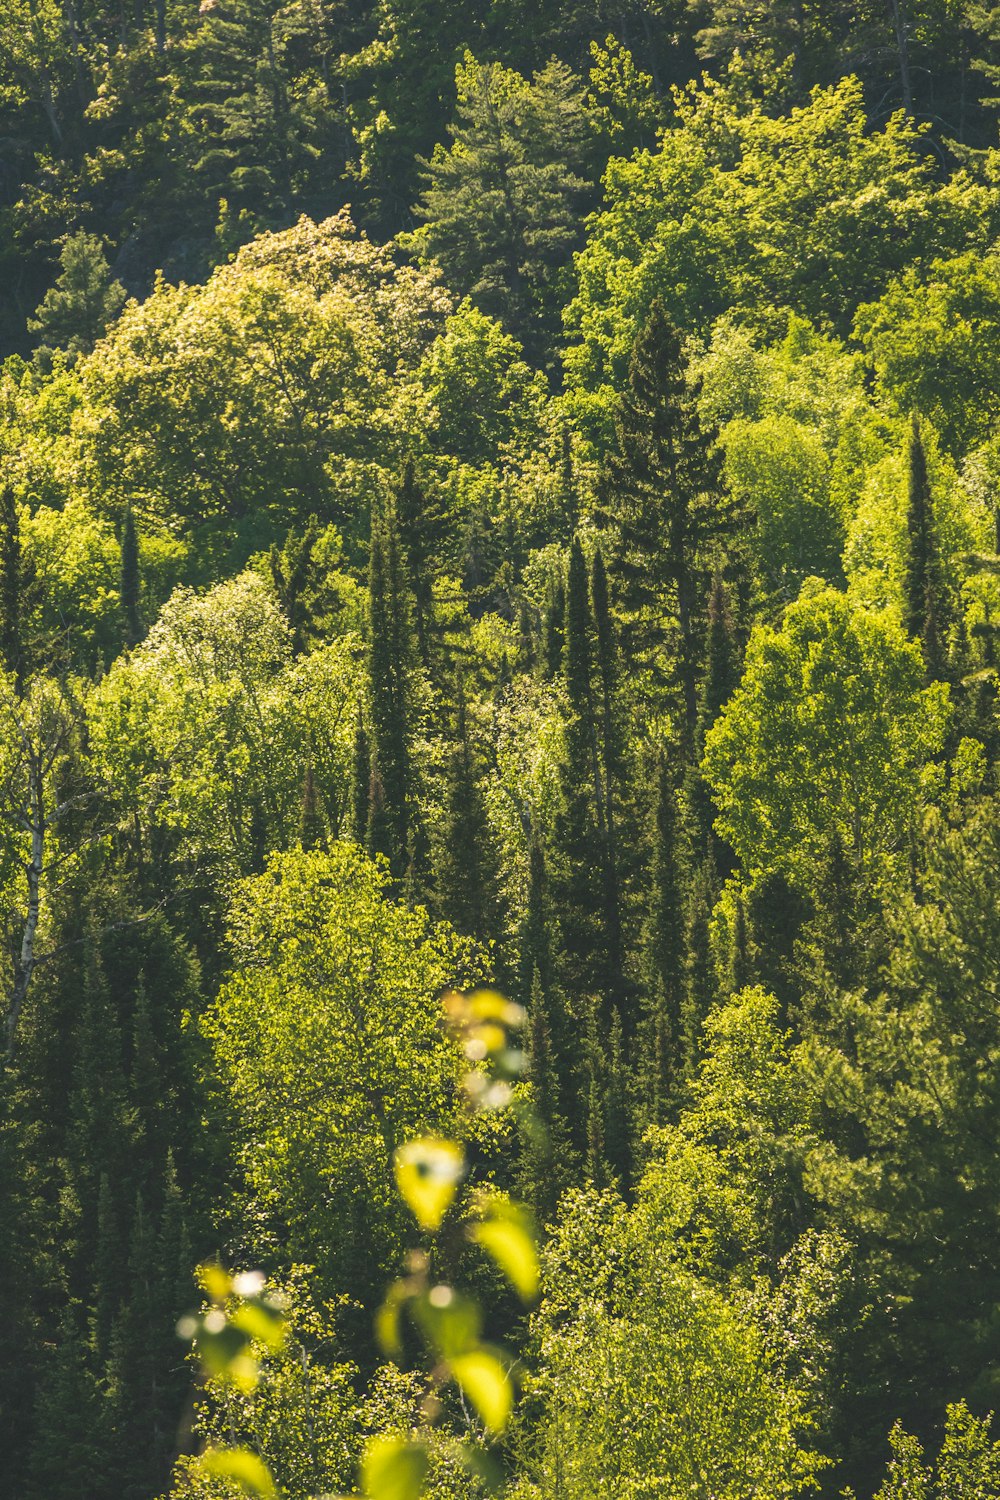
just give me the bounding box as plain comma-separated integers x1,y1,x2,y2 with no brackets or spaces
603,298,723,746
0,486,39,695
904,414,946,680
555,538,607,1002
269,520,320,656
687,572,742,866
119,504,141,649
395,458,445,673
641,753,686,1115
299,763,325,851
435,674,495,938
350,709,370,845
365,495,419,880
540,575,565,679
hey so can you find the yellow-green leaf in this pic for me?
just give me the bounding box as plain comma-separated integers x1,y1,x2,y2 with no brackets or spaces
394,1138,464,1231
469,1209,539,1302
362,1434,429,1500
198,1262,233,1303
232,1299,286,1352
201,1447,277,1499
450,1350,513,1434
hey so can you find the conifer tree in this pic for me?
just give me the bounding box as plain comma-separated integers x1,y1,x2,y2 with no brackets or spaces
642,753,686,1111
904,414,946,680
590,545,626,997
603,1008,631,1189
350,710,370,844
541,576,565,679
520,965,576,1214
700,571,741,730
556,538,606,999
687,573,742,867
366,495,419,880
684,858,718,1069
299,763,324,851
269,520,320,656
26,1304,107,1500
0,485,38,695
27,232,126,358
395,458,445,673
435,674,495,938
119,504,141,648
603,298,723,744
557,421,579,541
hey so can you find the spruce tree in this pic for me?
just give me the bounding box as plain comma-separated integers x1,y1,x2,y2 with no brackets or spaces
0,485,38,695
641,753,686,1114
366,495,418,880
395,458,445,673
27,232,126,358
555,538,607,1001
541,576,565,680
904,415,946,680
687,572,741,867
119,504,141,648
603,298,723,745
557,421,579,541
590,545,626,1004
350,710,370,844
435,674,495,938
269,520,320,656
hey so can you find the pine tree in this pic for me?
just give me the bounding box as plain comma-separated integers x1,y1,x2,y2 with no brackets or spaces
435,674,495,938
687,572,742,865
520,965,576,1215
366,495,419,880
26,1304,108,1500
0,485,39,694
904,415,946,680
27,232,126,357
555,538,607,1001
603,298,723,745
641,753,686,1114
603,1008,631,1191
541,576,565,679
590,544,625,1005
119,504,141,648
350,710,370,844
269,520,320,656
557,421,579,541
684,858,718,1071
395,458,446,673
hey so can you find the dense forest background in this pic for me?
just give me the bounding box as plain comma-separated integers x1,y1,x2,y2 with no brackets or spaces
7,1,1000,1496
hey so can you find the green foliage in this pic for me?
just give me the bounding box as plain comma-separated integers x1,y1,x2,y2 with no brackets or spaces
703,582,950,891
566,73,994,405
204,844,479,1302
521,1177,824,1499
28,232,127,358
410,53,594,355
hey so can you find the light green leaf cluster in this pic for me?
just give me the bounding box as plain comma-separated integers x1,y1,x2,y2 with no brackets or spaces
204,844,481,1291
702,584,950,890
89,572,361,875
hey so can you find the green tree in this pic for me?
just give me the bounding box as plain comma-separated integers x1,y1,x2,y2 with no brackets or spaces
119,503,141,649
411,53,594,357
904,415,946,679
0,486,40,693
702,582,950,892
204,844,480,1308
366,495,420,880
28,231,126,357
603,298,723,742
